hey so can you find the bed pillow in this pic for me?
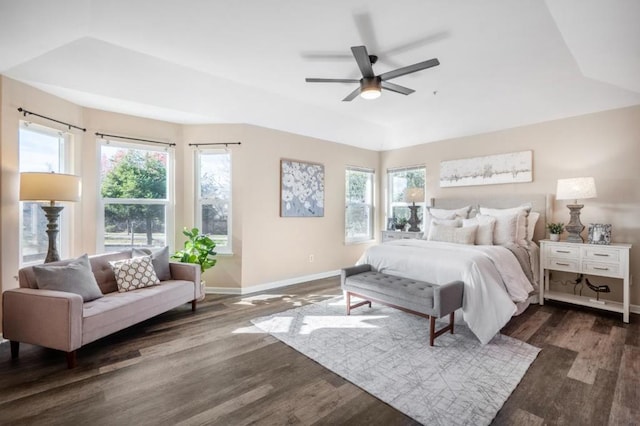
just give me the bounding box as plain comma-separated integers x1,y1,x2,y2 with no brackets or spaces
480,204,531,245
422,213,462,240
428,221,477,245
109,255,160,292
526,212,540,242
429,206,471,219
132,246,171,281
484,213,520,245
463,214,496,245
32,254,103,302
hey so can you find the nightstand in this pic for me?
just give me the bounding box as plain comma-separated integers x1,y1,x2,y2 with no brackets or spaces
381,230,423,242
539,239,632,322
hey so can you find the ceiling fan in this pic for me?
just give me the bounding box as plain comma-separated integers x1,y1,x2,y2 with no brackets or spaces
305,45,440,101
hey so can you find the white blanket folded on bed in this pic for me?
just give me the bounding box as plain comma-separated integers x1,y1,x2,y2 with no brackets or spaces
356,239,534,344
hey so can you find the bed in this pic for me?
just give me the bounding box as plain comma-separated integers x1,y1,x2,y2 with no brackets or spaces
357,194,551,344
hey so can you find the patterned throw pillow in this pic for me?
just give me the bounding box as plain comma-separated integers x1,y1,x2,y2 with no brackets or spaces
109,255,160,292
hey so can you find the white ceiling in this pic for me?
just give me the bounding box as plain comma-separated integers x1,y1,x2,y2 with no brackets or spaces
1,0,639,150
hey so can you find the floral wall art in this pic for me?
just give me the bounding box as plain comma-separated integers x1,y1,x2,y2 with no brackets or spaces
440,150,533,187
280,159,325,217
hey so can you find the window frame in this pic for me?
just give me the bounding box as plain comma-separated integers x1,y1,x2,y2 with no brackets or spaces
194,148,233,255
96,139,174,253
18,121,73,266
386,165,427,229
345,166,375,244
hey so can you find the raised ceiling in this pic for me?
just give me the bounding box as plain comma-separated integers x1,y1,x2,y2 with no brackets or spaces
1,0,639,150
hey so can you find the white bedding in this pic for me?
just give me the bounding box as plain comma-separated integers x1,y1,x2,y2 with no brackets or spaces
356,239,534,344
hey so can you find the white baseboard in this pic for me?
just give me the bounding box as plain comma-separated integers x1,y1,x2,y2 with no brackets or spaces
205,269,341,295
631,304,640,315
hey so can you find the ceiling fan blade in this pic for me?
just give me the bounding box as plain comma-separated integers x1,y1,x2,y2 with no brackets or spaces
342,87,361,102
353,12,381,53
306,78,360,83
351,46,375,78
381,81,415,95
379,58,440,81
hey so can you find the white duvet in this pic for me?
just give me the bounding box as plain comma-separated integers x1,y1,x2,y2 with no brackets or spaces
356,239,534,344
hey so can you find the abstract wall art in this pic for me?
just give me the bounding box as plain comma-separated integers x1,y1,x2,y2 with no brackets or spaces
440,150,533,187
280,159,325,217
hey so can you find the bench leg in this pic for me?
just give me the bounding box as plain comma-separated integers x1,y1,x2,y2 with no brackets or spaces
429,311,456,346
192,300,197,312
345,291,372,315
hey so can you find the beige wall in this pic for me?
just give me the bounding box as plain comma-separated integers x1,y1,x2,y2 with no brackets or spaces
381,105,640,305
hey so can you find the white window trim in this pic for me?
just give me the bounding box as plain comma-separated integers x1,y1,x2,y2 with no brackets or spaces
194,149,233,255
345,166,375,244
386,165,427,229
18,121,73,266
96,139,174,253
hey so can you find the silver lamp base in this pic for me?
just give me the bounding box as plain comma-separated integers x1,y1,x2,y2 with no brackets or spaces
564,204,584,243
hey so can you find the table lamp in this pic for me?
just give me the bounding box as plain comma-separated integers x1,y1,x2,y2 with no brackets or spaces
555,177,597,243
405,187,425,232
20,172,81,262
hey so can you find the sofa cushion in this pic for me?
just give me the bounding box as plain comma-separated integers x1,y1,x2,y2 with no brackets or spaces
132,246,171,281
110,255,160,292
82,280,195,345
89,251,133,294
32,254,103,302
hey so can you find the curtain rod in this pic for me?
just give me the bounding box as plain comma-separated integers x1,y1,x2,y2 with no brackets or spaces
96,132,175,147
188,142,241,147
17,108,86,132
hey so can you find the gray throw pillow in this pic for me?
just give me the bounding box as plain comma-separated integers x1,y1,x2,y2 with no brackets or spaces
132,246,171,281
33,254,103,302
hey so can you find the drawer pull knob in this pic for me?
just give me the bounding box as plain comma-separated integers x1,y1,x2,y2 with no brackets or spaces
594,267,609,271
556,262,570,266
557,250,570,253
594,253,609,257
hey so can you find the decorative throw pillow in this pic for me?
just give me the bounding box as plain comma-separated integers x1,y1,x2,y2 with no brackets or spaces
109,255,160,292
33,254,103,302
421,216,461,239
480,204,532,245
132,246,171,281
485,213,519,245
526,212,540,242
428,221,477,245
463,214,496,245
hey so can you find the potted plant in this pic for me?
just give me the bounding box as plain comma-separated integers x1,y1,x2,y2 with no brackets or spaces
546,222,564,241
171,227,217,300
395,218,408,231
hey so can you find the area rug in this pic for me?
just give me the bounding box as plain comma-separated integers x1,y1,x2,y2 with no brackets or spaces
251,297,540,426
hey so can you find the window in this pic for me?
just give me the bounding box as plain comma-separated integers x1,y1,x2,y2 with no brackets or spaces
345,167,375,243
98,141,173,252
19,122,71,264
196,150,232,253
387,166,426,227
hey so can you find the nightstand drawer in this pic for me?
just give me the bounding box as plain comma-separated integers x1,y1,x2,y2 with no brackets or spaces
583,261,621,278
582,246,620,262
545,245,580,259
545,258,579,272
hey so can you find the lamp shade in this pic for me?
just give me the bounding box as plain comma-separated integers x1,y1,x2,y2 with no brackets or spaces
556,177,597,202
405,187,425,203
20,172,81,202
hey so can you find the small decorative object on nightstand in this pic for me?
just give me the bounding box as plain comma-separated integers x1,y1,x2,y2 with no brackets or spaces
546,222,564,242
588,223,612,245
555,177,597,243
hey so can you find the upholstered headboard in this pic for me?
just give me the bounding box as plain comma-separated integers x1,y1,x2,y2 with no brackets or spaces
432,194,551,242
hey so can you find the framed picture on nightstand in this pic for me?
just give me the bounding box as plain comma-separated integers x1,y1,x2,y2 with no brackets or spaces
588,223,612,245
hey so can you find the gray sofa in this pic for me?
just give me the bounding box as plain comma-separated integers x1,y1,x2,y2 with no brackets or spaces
2,251,201,368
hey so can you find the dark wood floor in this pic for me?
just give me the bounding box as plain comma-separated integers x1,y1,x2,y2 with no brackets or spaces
0,277,638,425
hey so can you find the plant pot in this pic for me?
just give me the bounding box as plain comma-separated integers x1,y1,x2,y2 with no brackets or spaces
198,280,206,301
550,233,560,242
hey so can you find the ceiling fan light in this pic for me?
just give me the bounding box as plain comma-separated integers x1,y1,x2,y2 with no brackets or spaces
360,87,381,100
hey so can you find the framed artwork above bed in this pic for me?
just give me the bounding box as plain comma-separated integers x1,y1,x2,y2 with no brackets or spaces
280,159,325,217
440,150,533,187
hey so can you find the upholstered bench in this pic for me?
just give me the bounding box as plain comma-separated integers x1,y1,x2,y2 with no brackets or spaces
341,264,464,346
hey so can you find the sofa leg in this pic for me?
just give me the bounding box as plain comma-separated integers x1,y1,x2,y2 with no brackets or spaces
191,300,197,312
10,341,19,359
66,351,77,369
